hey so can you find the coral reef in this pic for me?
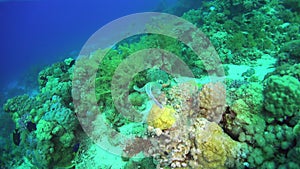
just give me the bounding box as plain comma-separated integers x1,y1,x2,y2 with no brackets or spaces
2,0,300,168
148,117,246,169
265,63,300,80
3,58,80,168
167,79,199,117
223,96,300,168
140,79,246,169
183,0,300,65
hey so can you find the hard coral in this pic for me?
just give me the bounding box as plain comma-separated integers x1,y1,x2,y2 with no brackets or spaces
151,119,192,168
235,82,264,114
198,82,226,123
151,118,245,169
224,99,266,141
264,75,300,119
191,118,244,169
3,58,79,168
167,79,199,117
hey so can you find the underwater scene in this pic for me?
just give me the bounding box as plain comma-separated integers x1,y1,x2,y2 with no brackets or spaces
0,0,300,168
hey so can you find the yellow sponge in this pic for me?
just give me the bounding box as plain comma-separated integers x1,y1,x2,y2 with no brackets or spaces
147,104,176,130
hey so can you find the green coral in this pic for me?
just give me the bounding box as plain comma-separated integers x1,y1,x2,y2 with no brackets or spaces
119,122,147,137
3,95,35,124
38,58,73,107
293,121,300,136
281,39,300,59
59,132,75,148
124,157,156,169
3,59,79,168
181,0,300,65
36,119,55,141
265,63,300,80
235,82,264,114
226,32,246,52
227,99,266,140
128,92,146,107
282,0,300,12
263,75,300,119
225,97,299,168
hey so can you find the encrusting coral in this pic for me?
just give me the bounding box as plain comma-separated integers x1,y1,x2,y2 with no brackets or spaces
191,118,246,169
198,82,226,123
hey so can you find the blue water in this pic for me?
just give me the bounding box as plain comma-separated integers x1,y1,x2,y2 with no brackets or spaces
0,0,178,149
0,0,184,148
0,0,180,90
0,2,197,168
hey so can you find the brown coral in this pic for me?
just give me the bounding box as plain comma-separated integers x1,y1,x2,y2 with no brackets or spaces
167,80,199,117
190,118,243,169
148,117,244,169
151,122,192,168
198,82,226,123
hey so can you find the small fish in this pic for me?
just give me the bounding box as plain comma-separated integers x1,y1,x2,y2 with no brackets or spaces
73,143,80,152
13,129,21,146
69,59,75,67
26,121,37,132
